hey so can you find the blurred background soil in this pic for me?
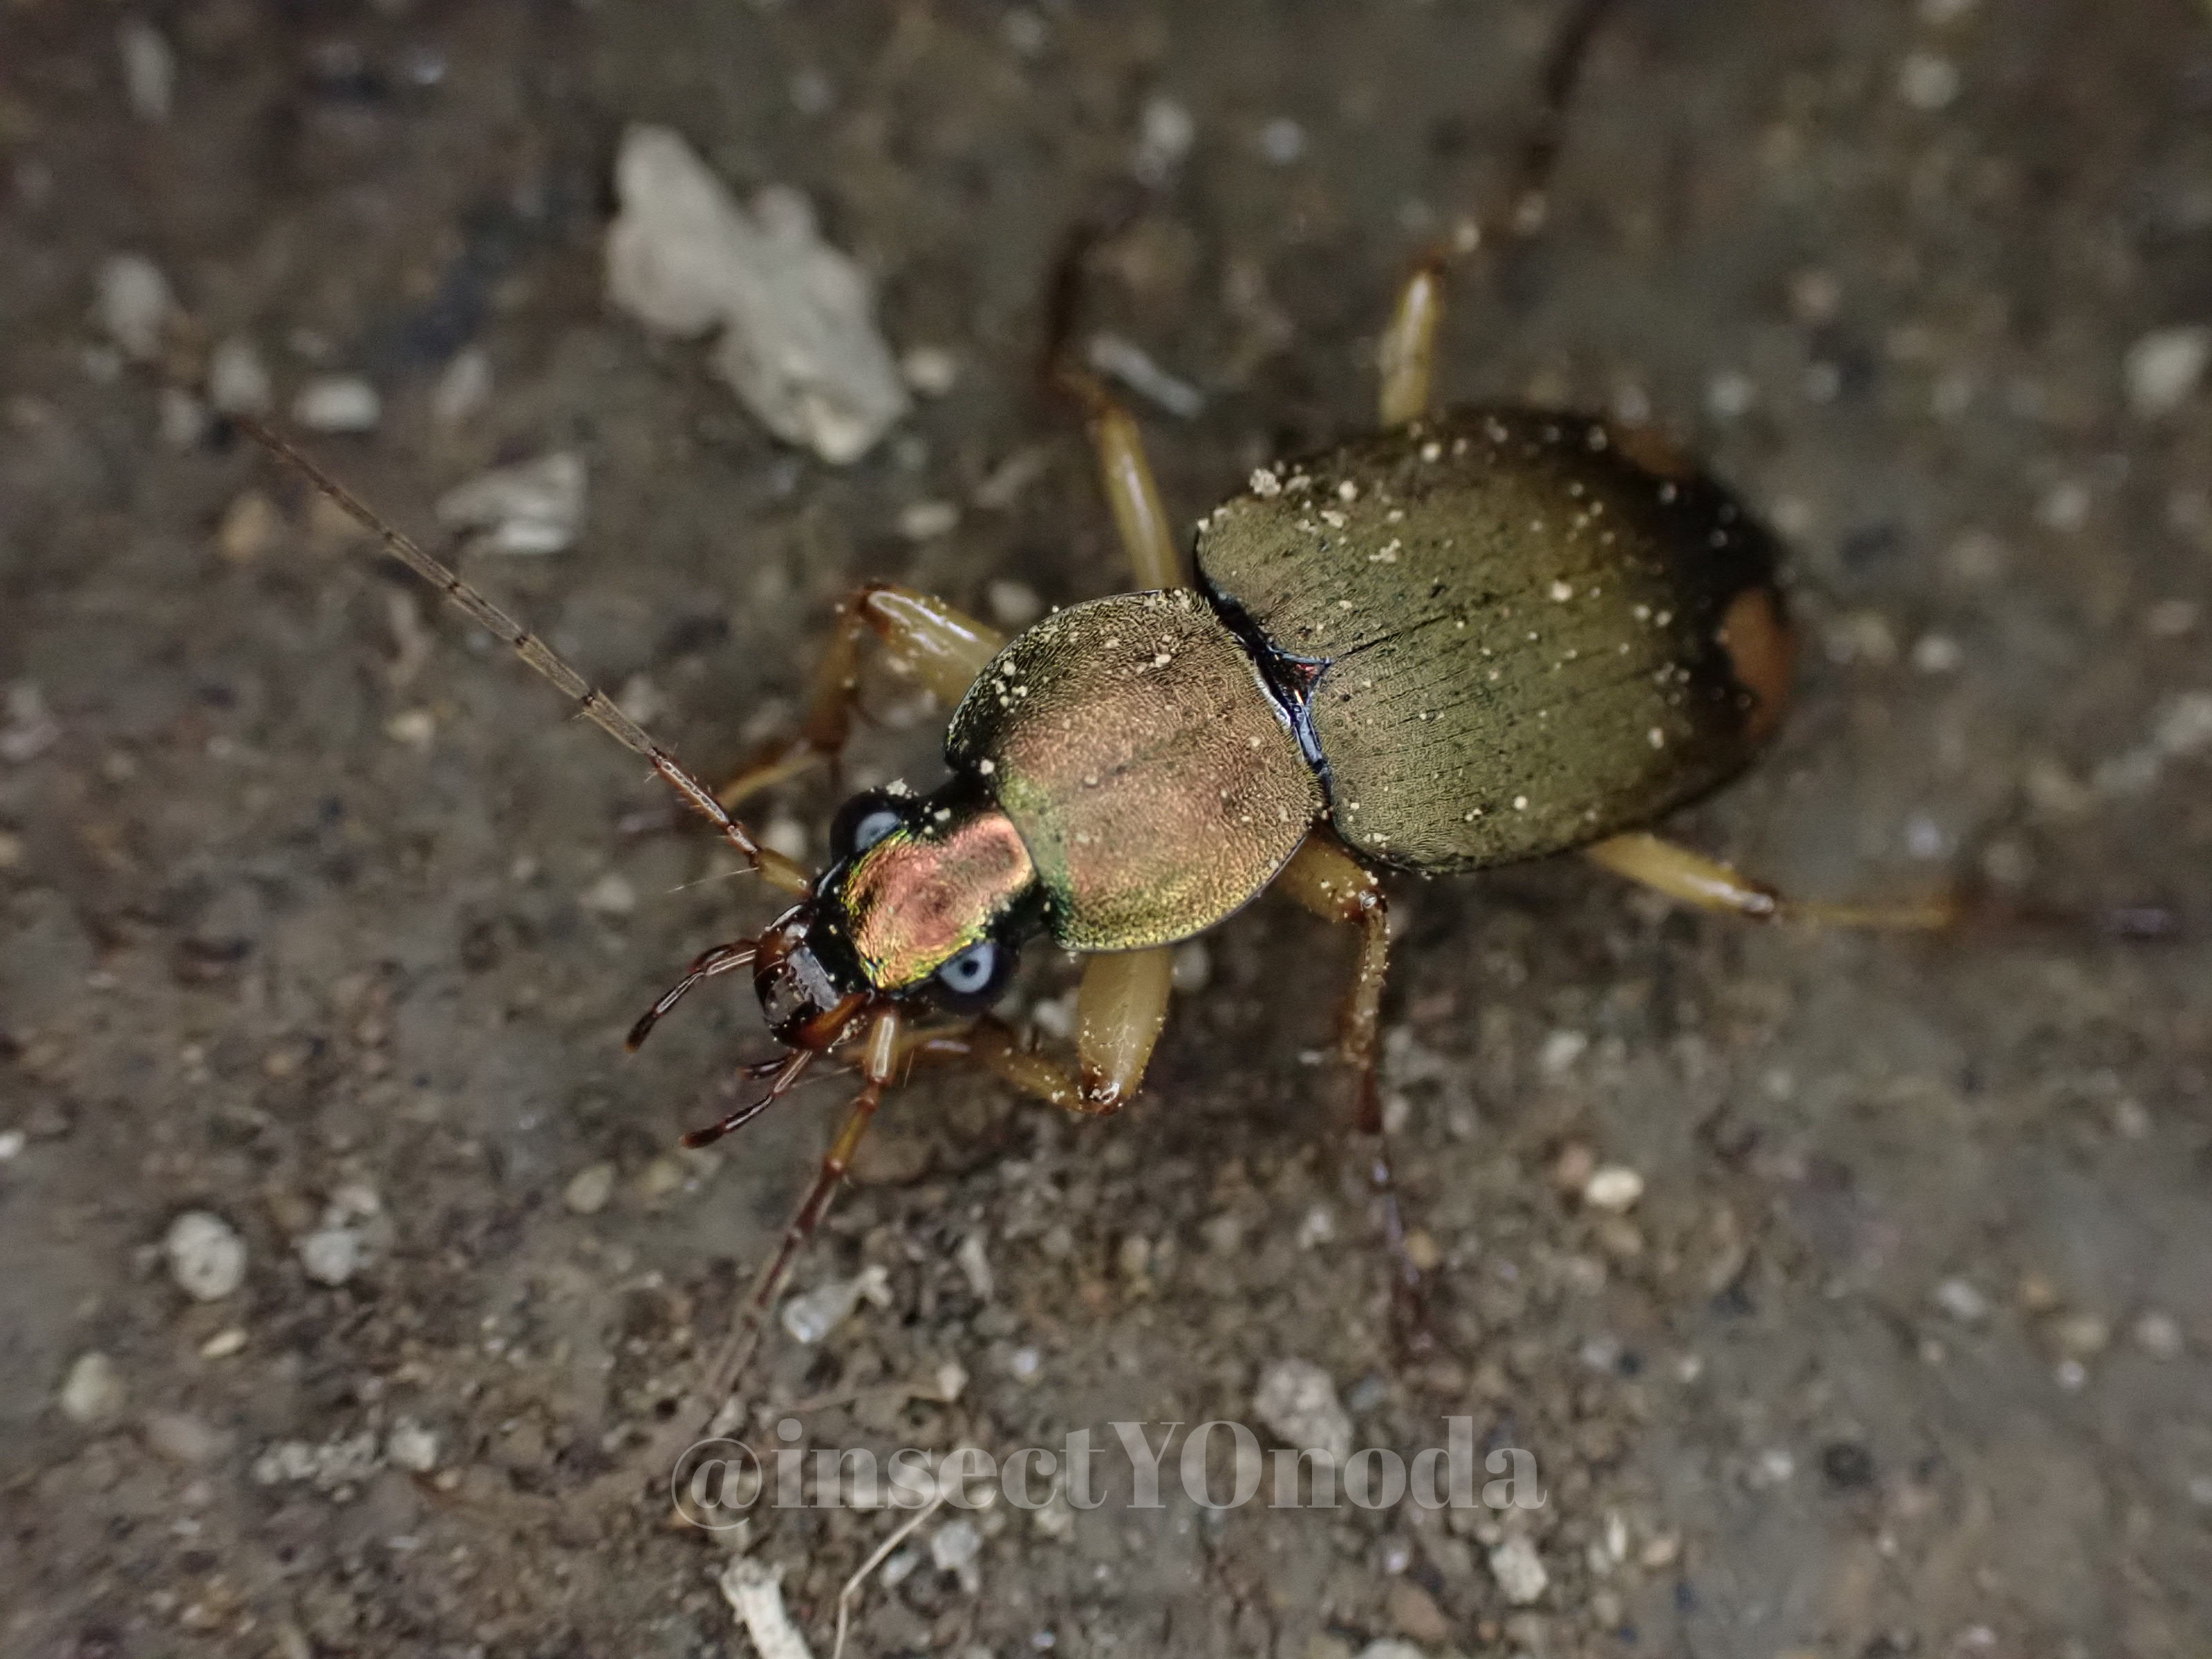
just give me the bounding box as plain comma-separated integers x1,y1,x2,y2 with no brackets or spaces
2,2,2210,1655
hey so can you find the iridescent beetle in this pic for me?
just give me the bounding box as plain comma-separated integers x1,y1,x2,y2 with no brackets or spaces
239,0,1955,1447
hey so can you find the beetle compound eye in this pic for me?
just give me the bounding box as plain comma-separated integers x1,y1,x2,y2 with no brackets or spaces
935,939,1013,1009
830,790,906,859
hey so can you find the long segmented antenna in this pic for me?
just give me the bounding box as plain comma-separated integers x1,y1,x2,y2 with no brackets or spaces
234,417,812,897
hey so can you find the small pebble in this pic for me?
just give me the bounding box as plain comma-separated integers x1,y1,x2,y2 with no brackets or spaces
580,871,638,917
158,386,209,449
291,375,382,433
118,18,176,122
2052,1313,2110,1358
1353,1644,1426,1659
199,1327,247,1359
1170,939,1212,994
779,1264,890,1344
143,1410,222,1465
986,579,1044,628
165,1210,247,1302
1933,1277,1991,1323
0,1127,24,1159
216,490,282,564
563,1162,617,1216
298,1227,363,1286
385,1418,439,1472
1132,95,1195,185
59,1351,126,1425
2133,1311,2184,1359
719,1557,812,1659
956,1232,995,1300
430,346,491,426
434,451,586,555
1258,116,1306,165
207,335,273,415
898,499,960,541
1897,50,1960,110
1488,1534,1548,1604
94,254,175,360
1252,1358,1353,1463
384,708,435,749
900,345,960,397
1582,1165,1644,1213
2124,326,2211,418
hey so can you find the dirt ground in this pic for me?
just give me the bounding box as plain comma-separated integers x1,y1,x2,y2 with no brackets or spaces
3,2,2210,1656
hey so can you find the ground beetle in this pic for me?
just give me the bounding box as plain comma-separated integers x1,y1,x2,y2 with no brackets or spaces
239,0,1954,1465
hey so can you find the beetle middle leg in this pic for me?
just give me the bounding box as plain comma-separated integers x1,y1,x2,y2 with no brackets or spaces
1273,832,1431,1347
716,583,1006,810
1585,831,1961,930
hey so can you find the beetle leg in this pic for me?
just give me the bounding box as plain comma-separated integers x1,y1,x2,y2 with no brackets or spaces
1376,0,1624,427
1585,831,1960,929
1053,365,1190,590
911,947,1179,1115
1273,834,1431,1349
1275,835,1392,1120
718,584,1006,810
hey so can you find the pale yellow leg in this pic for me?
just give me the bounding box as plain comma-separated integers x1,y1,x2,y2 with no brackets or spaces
1377,258,1447,429
903,946,1176,1116
1056,365,1189,590
1273,832,1392,1127
719,583,1005,810
1585,832,1959,930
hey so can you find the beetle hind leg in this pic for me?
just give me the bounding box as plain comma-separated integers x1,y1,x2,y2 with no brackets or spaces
1585,832,1960,930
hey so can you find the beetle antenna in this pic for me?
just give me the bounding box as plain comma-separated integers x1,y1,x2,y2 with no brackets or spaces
234,417,813,898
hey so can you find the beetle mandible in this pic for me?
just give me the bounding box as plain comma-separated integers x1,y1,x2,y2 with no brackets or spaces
240,0,1956,1445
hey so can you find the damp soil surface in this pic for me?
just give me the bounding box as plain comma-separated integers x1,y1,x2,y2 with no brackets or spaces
3,3,2211,1656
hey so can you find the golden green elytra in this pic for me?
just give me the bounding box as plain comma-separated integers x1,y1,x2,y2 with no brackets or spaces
237,0,1951,1459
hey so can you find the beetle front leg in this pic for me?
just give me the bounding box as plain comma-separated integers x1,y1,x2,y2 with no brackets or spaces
913,946,1178,1115
718,583,1006,810
1585,832,1960,930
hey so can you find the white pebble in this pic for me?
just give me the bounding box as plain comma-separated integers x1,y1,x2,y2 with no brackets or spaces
1488,1534,1549,1604
1582,1165,1645,1213
898,499,960,541
385,1417,440,1472
291,375,382,433
986,579,1043,628
118,19,176,122
0,1130,23,1161
1258,116,1306,165
1705,369,1756,420
298,1226,363,1286
94,254,176,360
1252,1358,1353,1463
165,1209,247,1301
719,1554,811,1659
206,335,272,415
1933,1276,1990,1323
1911,632,1963,673
1355,1644,1428,1659
956,1232,995,1301
2132,1311,2184,1360
932,1515,983,1573
1170,939,1212,994
2124,326,2211,419
430,346,492,426
580,871,638,917
1133,95,1195,185
563,1162,617,1216
158,386,208,449
779,1264,890,1344
434,451,586,554
59,1351,126,1425
900,345,961,397
606,126,910,465
1897,51,1960,111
